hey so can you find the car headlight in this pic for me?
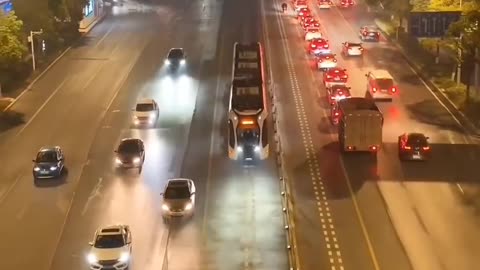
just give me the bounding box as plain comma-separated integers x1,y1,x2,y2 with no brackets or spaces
184,203,193,210
50,166,58,171
254,146,260,152
133,157,141,164
33,167,40,172
236,146,243,152
87,253,97,264
162,204,170,211
115,157,122,164
180,59,186,65
118,252,130,263
164,59,170,65
149,112,156,118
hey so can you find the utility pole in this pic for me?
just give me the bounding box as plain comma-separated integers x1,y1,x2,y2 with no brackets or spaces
457,33,463,86
28,29,43,71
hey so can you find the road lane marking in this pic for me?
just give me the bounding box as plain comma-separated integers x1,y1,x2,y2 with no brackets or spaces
261,0,303,269
295,4,383,270
275,4,345,270
81,177,104,216
15,78,67,137
95,24,115,48
202,32,226,239
0,173,23,205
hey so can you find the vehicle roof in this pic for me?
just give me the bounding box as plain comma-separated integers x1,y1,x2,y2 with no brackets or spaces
363,25,379,30
318,53,335,58
120,138,142,143
407,132,427,138
338,97,379,112
39,146,59,152
167,178,191,186
345,41,362,46
97,225,126,235
169,48,184,52
369,69,393,79
137,98,155,104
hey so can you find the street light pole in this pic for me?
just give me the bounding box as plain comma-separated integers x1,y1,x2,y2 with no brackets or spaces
457,33,463,86
28,29,43,71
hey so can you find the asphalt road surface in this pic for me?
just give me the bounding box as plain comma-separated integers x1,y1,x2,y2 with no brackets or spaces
0,0,287,270
263,0,480,270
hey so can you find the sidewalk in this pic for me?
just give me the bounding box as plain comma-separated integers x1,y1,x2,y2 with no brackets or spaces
373,16,480,136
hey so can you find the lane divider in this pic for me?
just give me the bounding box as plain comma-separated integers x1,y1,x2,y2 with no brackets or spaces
260,0,299,269
270,1,346,270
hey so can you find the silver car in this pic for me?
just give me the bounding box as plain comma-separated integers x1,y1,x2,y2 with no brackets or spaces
161,178,196,219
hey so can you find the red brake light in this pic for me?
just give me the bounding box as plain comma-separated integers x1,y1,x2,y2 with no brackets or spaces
324,44,329,48
342,75,347,78
391,87,397,93
363,31,367,35
334,112,339,116
372,87,377,92
327,75,332,78
338,91,343,95
333,59,337,62
403,145,411,150
370,145,377,151
311,44,316,48
422,146,430,150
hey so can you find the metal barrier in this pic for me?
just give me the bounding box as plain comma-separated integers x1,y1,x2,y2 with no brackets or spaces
269,83,298,270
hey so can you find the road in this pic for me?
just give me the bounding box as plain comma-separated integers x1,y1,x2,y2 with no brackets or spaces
263,0,480,270
0,0,288,270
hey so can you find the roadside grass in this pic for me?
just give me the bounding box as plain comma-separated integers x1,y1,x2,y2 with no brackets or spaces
374,17,480,127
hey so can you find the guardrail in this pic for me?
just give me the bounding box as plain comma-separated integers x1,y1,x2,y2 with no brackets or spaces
268,82,298,270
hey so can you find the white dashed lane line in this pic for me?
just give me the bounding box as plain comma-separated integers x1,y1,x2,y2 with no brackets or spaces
275,5,345,270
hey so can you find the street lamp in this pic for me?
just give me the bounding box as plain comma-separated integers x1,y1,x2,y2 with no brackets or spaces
27,29,43,71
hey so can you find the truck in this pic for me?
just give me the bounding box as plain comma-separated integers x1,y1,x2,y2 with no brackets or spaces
337,97,383,153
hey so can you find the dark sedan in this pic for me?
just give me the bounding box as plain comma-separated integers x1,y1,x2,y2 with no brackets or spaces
32,146,65,180
114,138,145,173
398,133,431,160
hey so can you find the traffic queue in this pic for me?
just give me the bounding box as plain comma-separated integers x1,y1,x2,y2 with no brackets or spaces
284,0,432,160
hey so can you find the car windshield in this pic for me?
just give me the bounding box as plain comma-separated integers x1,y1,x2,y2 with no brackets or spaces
164,186,190,199
239,128,260,144
94,234,125,249
118,141,140,153
168,50,184,59
376,78,393,89
36,151,57,162
136,103,154,112
407,135,428,146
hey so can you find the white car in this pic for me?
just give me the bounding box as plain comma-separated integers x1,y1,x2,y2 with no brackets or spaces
132,98,159,126
342,41,364,56
305,31,323,41
87,225,132,270
316,53,338,70
161,178,196,219
318,0,332,8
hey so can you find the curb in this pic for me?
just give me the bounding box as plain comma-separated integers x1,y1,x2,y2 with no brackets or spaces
2,12,107,113
373,18,480,137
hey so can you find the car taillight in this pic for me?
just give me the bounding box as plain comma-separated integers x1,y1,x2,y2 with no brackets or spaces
391,87,397,93
327,75,332,78
333,59,337,62
299,12,303,15
331,96,335,99
311,44,316,48
403,145,411,150
338,91,343,95
334,112,339,116
342,75,347,78
372,87,377,92
422,146,430,150
324,44,329,48
370,145,378,151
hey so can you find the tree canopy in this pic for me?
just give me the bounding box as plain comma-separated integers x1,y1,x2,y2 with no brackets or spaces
0,12,27,67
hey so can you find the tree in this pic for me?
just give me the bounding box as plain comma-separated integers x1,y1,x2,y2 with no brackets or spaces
383,0,413,28
0,12,27,68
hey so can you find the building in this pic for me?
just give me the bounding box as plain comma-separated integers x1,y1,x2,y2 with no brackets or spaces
79,0,105,33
